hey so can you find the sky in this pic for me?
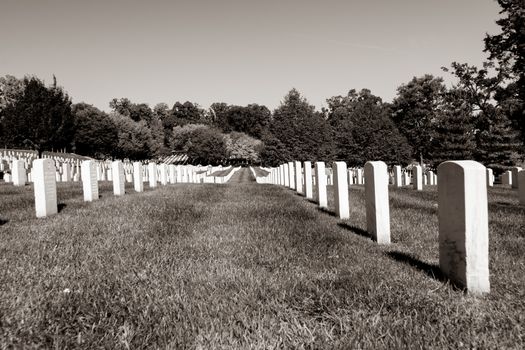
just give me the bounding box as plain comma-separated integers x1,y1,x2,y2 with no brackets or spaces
0,0,502,112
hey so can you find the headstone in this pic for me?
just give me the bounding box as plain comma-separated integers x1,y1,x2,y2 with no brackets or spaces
429,171,436,186
502,170,512,185
333,162,350,219
413,165,423,191
315,162,327,209
148,162,157,188
303,161,313,199
33,159,58,218
61,163,70,182
81,160,99,202
283,163,289,187
159,164,168,185
519,171,525,205
356,168,364,185
364,161,390,244
133,162,143,192
12,159,27,186
294,161,303,194
393,165,402,187
169,164,176,184
112,161,125,196
486,168,494,187
438,160,489,295
511,167,522,189
288,162,295,190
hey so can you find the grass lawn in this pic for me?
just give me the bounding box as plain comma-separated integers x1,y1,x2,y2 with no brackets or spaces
0,170,523,348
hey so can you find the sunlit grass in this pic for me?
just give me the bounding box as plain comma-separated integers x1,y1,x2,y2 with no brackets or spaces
0,173,523,348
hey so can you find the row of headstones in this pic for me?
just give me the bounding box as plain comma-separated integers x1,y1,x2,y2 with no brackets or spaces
25,159,238,218
260,160,525,295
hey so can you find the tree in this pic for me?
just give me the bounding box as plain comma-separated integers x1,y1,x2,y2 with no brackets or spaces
260,133,288,166
219,104,271,139
71,103,118,158
164,101,206,129
0,75,25,111
271,89,334,162
429,89,476,167
484,0,525,144
391,75,446,164
327,89,412,166
224,132,263,163
186,128,228,164
109,112,153,160
0,77,74,156
169,124,208,152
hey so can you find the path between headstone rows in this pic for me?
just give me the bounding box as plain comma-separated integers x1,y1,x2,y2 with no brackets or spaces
226,167,255,183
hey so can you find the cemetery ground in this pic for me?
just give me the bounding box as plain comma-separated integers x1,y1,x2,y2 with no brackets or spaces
0,170,523,348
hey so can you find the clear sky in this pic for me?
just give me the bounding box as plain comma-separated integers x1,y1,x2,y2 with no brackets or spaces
0,0,501,111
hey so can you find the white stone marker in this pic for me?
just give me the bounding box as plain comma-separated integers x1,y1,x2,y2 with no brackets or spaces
112,161,125,196
288,162,295,190
364,161,390,244
133,162,143,192
438,160,489,295
81,160,99,202
511,166,522,189
315,162,327,208
148,162,157,188
303,161,313,199
413,165,423,191
159,164,168,185
33,159,58,218
12,159,27,186
61,163,70,182
519,171,525,205
169,164,176,184
356,168,364,185
333,162,350,220
393,165,402,187
283,163,289,187
486,168,494,187
294,161,303,194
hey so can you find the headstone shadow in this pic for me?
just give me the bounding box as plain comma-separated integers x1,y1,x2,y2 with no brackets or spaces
337,222,371,239
0,218,8,226
386,251,446,283
317,207,336,217
57,203,67,213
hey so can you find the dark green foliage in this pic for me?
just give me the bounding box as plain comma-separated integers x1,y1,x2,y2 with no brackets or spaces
327,89,412,166
109,113,154,160
186,127,228,164
0,77,74,156
484,0,525,144
71,103,118,158
270,89,334,162
260,133,289,166
429,89,476,167
392,75,446,163
217,104,271,139
163,101,207,129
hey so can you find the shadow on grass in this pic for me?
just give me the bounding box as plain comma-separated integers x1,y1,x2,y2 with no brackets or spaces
0,218,8,226
317,207,336,217
58,203,67,213
386,251,446,282
337,222,371,239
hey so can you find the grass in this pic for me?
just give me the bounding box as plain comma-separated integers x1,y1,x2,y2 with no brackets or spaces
210,167,235,177
252,167,270,177
0,169,523,348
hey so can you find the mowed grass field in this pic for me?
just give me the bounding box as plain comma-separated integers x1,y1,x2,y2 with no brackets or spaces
0,168,523,348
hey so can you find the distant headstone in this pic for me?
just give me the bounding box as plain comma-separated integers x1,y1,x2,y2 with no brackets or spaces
486,168,494,187
283,163,290,187
33,159,58,218
394,165,402,187
288,162,295,190
502,170,512,185
148,162,157,188
511,167,522,189
356,168,364,185
61,163,70,182
112,161,125,196
438,160,489,295
12,159,27,186
519,171,525,205
169,164,176,184
315,162,327,209
133,162,143,192
333,161,349,219
159,164,168,185
364,161,390,244
413,165,423,191
294,161,303,194
81,160,99,202
303,161,313,199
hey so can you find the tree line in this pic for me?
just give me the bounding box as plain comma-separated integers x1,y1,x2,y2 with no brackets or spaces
0,0,523,173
